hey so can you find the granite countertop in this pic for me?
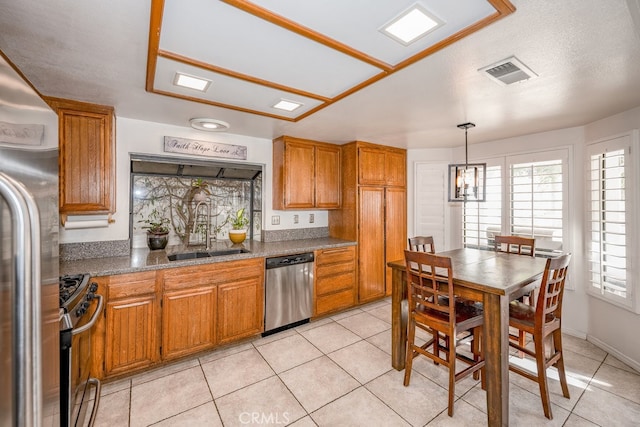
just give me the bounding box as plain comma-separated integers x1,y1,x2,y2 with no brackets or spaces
60,237,357,277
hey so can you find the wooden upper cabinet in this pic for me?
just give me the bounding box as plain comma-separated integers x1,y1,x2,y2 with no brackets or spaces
358,145,406,187
384,150,407,187
273,136,340,210
45,97,115,217
315,144,341,209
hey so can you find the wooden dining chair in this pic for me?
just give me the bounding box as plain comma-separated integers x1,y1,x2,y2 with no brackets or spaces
494,235,535,256
403,250,485,417
494,235,536,355
408,236,435,253
508,253,572,420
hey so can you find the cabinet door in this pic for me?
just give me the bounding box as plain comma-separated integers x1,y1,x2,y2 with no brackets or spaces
315,145,341,209
218,276,264,344
358,147,387,185
48,98,115,215
162,286,217,360
358,187,386,302
385,187,407,295
385,150,406,187
284,141,315,208
104,295,158,376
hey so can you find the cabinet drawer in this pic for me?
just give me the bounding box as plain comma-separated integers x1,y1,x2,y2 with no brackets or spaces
315,246,355,266
106,271,157,299
316,288,355,316
161,258,263,291
316,272,355,295
316,262,353,279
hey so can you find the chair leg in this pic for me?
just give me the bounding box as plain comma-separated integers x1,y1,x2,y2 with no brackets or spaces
518,330,526,358
472,327,480,381
553,329,570,399
404,317,416,387
534,335,553,420
448,337,456,417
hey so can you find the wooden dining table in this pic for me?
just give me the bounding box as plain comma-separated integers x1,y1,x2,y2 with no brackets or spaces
388,248,548,427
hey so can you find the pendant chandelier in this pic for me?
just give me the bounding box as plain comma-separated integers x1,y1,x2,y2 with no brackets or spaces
448,122,486,202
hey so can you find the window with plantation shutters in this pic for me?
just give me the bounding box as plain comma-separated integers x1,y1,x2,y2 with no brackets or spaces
509,157,565,257
586,133,638,310
463,149,568,254
463,164,502,250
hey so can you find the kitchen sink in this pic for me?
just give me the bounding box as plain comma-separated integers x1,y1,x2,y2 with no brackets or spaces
167,248,250,261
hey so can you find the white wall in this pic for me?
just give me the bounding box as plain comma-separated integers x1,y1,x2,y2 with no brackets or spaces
583,106,640,368
59,117,328,244
406,122,640,368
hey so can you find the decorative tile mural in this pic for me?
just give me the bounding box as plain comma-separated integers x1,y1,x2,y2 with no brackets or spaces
131,174,261,248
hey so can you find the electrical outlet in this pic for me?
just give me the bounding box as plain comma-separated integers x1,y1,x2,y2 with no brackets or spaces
293,214,299,224
271,215,280,225
309,214,314,223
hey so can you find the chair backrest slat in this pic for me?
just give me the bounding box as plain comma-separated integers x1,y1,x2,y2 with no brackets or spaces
408,236,435,254
494,235,535,257
535,253,571,328
404,250,454,318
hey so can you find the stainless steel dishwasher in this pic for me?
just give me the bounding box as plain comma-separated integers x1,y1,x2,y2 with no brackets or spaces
264,252,314,335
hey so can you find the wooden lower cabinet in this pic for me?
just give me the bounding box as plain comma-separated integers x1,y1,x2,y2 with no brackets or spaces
218,276,264,344
104,295,158,375
92,271,160,379
92,257,264,379
162,286,217,360
314,245,357,316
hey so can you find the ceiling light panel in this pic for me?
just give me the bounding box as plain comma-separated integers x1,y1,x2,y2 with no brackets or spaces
272,99,303,111
173,72,211,91
161,0,381,98
247,0,496,64
381,4,443,45
155,57,324,118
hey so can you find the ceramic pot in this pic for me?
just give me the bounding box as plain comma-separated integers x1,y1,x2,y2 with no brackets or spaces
192,189,208,203
147,231,169,250
229,229,246,244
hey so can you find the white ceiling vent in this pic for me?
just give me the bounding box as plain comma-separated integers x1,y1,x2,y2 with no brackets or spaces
479,56,537,85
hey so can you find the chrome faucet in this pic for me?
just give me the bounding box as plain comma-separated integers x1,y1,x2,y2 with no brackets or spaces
192,201,211,250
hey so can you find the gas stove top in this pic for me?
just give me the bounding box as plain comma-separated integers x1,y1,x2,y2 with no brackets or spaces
59,274,90,310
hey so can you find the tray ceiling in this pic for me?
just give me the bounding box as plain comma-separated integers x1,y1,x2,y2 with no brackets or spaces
148,0,514,121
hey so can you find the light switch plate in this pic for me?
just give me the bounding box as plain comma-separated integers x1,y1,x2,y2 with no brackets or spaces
271,215,280,225
309,214,314,223
293,214,299,224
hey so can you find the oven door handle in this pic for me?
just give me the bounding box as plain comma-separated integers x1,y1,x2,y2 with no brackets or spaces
72,295,104,336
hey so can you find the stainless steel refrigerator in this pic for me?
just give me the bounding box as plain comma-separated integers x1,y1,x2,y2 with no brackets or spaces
0,51,60,425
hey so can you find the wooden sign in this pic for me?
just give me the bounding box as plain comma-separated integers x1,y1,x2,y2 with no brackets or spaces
164,136,247,160
0,121,44,146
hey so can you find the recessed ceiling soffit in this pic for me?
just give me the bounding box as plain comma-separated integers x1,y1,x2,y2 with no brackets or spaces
146,0,515,122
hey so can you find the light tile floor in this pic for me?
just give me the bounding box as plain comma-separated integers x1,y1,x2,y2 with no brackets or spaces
93,298,640,426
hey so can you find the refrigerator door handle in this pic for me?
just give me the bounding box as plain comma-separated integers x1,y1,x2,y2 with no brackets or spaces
0,172,42,426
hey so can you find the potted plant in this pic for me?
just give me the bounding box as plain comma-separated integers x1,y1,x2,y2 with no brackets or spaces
189,178,211,203
139,208,170,250
227,207,249,244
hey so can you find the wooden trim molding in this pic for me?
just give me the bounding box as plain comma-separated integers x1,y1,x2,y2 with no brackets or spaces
146,0,516,122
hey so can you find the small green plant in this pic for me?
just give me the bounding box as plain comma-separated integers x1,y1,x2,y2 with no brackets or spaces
191,178,211,192
229,208,249,230
138,208,170,234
